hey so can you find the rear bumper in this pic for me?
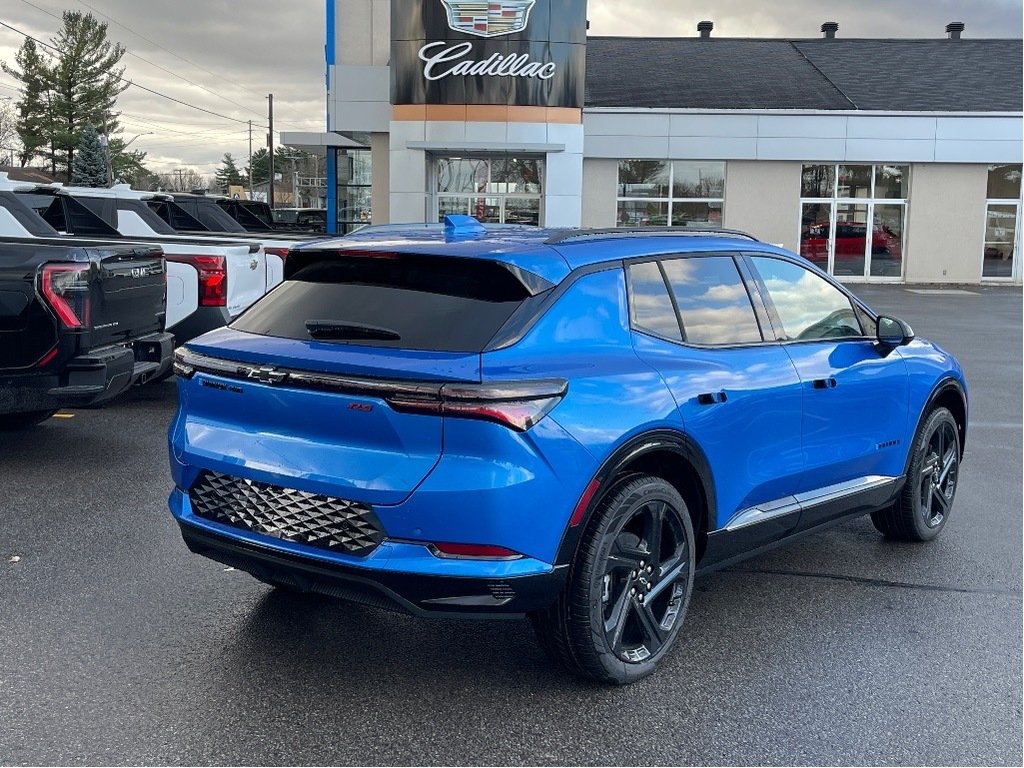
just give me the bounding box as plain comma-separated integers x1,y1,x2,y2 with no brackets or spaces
171,491,567,618
1,332,175,414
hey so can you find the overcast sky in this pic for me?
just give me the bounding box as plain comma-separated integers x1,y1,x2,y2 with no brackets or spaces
1,0,1021,175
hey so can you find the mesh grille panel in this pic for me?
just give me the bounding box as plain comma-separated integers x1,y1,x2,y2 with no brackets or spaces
189,470,385,556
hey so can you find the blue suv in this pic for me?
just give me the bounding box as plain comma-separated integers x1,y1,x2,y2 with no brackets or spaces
168,216,968,684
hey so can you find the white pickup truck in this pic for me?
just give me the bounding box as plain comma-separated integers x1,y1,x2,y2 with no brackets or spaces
0,175,269,344
153,192,327,289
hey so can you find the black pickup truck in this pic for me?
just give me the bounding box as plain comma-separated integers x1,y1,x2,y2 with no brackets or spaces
0,236,174,429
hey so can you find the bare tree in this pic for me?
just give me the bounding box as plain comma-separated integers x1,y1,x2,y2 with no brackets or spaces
0,101,20,166
156,167,209,193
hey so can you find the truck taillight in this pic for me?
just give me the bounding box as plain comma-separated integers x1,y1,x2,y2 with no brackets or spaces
264,246,290,261
39,263,90,328
166,254,227,307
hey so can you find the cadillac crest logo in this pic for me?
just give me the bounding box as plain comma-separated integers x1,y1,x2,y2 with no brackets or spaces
439,0,536,38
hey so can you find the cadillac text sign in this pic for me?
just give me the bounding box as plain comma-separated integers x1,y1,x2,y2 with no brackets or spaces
391,0,586,108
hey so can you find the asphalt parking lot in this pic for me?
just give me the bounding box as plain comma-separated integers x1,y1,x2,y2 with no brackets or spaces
1,285,1021,766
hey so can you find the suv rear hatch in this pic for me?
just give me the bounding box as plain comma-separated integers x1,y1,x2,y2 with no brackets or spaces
175,248,555,505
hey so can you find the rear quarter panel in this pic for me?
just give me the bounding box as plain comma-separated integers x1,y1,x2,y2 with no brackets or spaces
480,266,681,560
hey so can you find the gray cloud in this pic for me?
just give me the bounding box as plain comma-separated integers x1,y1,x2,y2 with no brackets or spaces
1,0,1021,174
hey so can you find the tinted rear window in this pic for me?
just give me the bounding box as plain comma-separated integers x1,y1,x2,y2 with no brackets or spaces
231,253,535,352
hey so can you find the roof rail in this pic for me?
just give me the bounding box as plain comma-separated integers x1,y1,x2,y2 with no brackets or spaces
545,227,759,245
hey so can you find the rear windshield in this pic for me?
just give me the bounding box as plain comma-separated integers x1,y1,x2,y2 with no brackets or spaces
149,200,207,231
191,200,247,233
231,253,534,352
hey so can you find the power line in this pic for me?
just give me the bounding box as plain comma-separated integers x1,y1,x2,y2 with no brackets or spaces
0,18,254,126
15,0,267,121
75,0,270,104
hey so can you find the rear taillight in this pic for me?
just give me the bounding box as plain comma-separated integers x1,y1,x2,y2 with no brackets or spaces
39,263,91,328
165,254,227,307
428,542,523,560
171,348,567,431
388,379,568,432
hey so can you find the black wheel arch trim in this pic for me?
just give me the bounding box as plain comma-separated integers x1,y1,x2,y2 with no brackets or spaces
554,428,717,567
904,377,968,477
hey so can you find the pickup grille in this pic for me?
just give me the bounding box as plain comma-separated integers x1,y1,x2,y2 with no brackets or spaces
189,470,384,556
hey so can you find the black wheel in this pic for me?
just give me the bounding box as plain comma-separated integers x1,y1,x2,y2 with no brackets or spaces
0,410,57,430
872,407,961,542
531,475,695,684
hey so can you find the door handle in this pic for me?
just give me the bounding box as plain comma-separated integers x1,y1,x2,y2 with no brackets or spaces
812,377,838,390
697,391,728,405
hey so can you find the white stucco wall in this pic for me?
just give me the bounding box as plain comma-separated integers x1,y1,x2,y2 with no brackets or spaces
370,132,390,224
905,164,991,283
722,161,802,250
581,159,618,227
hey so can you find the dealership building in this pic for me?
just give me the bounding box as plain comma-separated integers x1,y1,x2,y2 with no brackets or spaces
282,1,1023,284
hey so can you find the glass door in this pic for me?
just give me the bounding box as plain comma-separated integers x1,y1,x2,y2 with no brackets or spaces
982,203,1020,279
434,155,543,225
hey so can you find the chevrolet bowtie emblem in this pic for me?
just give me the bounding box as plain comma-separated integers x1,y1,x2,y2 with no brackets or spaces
243,365,288,384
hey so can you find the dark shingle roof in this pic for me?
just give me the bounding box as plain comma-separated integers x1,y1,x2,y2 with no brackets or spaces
584,37,1023,111
793,39,1023,111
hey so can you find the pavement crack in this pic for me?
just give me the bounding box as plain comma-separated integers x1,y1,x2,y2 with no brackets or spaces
722,567,1022,597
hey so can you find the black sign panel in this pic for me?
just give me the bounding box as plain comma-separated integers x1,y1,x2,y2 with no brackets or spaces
391,0,587,108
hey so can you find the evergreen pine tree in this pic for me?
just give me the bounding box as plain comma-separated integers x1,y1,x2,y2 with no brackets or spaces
48,12,127,179
3,12,127,178
1,39,51,167
215,153,245,192
71,124,108,186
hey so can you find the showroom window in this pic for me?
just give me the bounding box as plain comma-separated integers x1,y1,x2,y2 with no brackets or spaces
799,164,909,280
337,148,371,234
617,161,725,228
982,164,1021,280
435,156,542,225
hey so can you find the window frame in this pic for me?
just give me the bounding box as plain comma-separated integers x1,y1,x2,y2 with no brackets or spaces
741,252,879,345
624,251,769,349
616,160,726,229
797,163,909,282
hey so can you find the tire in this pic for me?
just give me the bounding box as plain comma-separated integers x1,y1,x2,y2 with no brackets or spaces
0,410,57,430
530,475,695,685
871,406,961,542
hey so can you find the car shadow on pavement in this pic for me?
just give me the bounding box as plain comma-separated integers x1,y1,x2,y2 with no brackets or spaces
222,586,599,687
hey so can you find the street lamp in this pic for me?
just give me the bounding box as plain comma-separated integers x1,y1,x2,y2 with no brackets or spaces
100,131,154,185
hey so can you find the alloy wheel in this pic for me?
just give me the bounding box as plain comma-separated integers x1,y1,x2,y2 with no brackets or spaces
918,419,959,528
600,499,690,663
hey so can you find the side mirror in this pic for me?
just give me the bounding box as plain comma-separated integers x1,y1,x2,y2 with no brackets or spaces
877,315,915,347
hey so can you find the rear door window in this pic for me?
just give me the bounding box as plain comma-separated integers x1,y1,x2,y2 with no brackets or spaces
661,255,763,345
231,252,539,353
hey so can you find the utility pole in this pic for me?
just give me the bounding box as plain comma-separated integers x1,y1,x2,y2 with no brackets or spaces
174,168,185,191
267,93,275,209
247,119,253,198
